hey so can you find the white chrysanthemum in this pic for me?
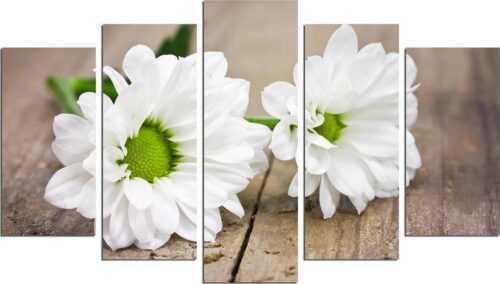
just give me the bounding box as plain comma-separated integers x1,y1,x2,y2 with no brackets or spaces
45,92,96,219
102,45,198,250
263,25,411,218
102,45,269,250
405,55,422,185
203,52,271,241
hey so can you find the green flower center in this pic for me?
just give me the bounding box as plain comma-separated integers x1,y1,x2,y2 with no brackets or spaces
118,118,180,183
314,112,346,143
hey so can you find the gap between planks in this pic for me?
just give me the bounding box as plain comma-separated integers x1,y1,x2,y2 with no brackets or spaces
229,156,274,282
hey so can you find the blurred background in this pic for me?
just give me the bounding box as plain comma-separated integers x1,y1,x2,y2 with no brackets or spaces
1,48,95,236
102,24,196,69
406,48,500,236
204,0,297,116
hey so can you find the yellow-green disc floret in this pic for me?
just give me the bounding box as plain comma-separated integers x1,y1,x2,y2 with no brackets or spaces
314,112,346,143
119,118,180,183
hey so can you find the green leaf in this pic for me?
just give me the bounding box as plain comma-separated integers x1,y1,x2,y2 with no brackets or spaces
245,116,280,130
46,77,81,115
47,77,118,114
156,24,193,57
69,78,118,102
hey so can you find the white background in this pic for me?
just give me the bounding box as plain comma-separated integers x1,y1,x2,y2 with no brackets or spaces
1,0,499,283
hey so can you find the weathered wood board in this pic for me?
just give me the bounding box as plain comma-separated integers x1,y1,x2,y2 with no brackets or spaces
405,48,500,236
203,1,298,282
1,48,95,236
101,25,197,259
304,25,400,260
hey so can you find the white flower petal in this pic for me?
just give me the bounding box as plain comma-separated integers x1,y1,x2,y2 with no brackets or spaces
123,178,153,210
306,143,331,175
361,157,398,196
106,198,135,250
307,131,335,149
169,123,197,142
204,208,223,238
151,188,179,235
128,205,155,244
323,24,358,66
77,92,98,123
77,177,96,219
204,52,228,80
348,47,386,96
206,143,254,164
250,150,269,175
103,181,123,218
319,175,341,219
358,42,385,56
135,232,172,250
52,114,93,166
175,210,197,242
340,123,398,158
357,53,398,106
406,92,418,128
44,163,90,210
406,168,417,186
205,117,267,164
104,66,128,94
349,194,369,215
158,175,196,207
204,171,247,209
323,77,354,114
326,149,375,201
123,44,155,82
243,119,272,149
261,81,296,118
103,146,127,182
406,54,417,87
305,172,321,197
343,94,398,125
82,149,96,176
288,173,298,197
406,131,422,170
222,194,244,218
179,139,196,158
156,54,179,88
113,83,151,136
269,119,297,160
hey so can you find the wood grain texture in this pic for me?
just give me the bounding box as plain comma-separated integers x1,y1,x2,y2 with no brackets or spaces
101,25,197,259
203,167,268,282
406,48,500,236
304,25,400,260
235,159,297,282
1,48,95,236
203,1,297,282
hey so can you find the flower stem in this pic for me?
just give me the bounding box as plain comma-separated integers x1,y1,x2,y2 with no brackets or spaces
245,116,280,130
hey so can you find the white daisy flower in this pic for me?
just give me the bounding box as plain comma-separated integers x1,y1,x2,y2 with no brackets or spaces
102,45,198,250
102,45,269,250
203,52,271,241
405,54,422,185
263,25,404,218
45,92,97,219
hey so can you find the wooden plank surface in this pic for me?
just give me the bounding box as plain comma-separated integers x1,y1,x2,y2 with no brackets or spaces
304,25,399,260
101,25,197,259
203,163,269,282
405,48,500,236
203,1,298,282
1,48,95,236
235,159,297,282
